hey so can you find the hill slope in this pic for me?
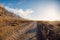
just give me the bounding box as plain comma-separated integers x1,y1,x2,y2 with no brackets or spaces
0,5,60,40
0,5,37,40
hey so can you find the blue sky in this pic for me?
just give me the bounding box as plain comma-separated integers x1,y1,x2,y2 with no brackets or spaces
0,0,60,21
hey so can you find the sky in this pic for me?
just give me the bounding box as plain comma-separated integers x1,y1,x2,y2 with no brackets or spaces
0,0,60,21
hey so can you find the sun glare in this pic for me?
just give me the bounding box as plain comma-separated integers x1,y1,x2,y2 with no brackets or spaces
37,5,59,21
28,5,59,21
42,6,58,21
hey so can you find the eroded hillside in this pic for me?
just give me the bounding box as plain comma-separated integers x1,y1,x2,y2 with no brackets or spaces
37,21,60,40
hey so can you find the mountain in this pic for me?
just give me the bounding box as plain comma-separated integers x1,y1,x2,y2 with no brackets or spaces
0,5,37,40
0,5,60,40
0,5,24,22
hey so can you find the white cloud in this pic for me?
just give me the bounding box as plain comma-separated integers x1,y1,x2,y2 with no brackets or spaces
5,6,34,17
